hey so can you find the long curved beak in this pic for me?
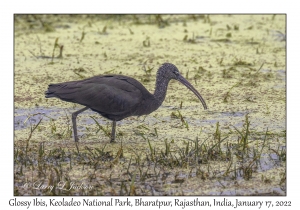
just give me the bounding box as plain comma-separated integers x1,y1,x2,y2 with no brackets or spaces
177,75,208,110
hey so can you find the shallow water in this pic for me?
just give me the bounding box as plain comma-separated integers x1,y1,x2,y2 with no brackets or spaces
14,105,285,139
14,14,286,196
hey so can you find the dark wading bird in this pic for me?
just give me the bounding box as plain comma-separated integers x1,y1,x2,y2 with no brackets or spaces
45,63,207,142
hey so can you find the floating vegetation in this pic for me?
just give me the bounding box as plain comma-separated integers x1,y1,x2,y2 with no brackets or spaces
14,14,286,196
14,114,286,195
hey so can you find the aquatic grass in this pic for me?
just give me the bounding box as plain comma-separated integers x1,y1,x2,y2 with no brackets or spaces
112,146,123,165
279,171,286,187
129,173,137,195
185,69,189,79
146,137,155,162
132,15,142,25
101,25,107,34
25,118,43,157
207,136,229,161
128,28,134,35
175,110,189,130
222,66,237,78
90,116,111,138
47,118,72,140
270,146,286,162
233,58,253,66
51,38,60,62
131,14,170,27
183,33,197,44
79,31,86,42
14,112,285,195
203,15,211,24
37,142,46,177
103,52,108,58
154,14,169,28
36,15,55,32
233,114,251,153
143,37,150,47
223,81,241,102
28,37,63,62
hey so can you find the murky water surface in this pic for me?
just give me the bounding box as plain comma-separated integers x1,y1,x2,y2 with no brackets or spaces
14,15,286,196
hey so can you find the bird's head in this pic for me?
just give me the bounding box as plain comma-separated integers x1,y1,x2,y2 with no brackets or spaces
158,63,181,80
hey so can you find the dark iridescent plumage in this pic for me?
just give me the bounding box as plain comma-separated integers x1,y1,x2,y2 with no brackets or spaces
45,63,207,142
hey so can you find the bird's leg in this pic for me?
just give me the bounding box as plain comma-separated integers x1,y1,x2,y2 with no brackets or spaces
110,121,117,143
71,107,89,142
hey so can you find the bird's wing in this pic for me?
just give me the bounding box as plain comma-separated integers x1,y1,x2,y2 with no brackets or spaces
47,76,145,116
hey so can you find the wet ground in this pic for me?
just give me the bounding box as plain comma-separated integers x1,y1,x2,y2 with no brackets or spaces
14,15,286,196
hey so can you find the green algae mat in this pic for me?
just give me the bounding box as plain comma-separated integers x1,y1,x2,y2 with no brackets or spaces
14,14,286,196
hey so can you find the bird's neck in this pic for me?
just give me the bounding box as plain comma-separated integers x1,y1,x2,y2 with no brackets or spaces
153,76,170,104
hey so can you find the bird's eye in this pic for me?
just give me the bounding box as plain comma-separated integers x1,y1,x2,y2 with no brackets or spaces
174,71,179,76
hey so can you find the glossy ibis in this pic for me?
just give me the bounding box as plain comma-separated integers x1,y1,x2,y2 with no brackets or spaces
45,63,207,142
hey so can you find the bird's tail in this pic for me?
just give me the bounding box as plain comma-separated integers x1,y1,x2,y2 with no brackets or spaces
45,84,62,98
